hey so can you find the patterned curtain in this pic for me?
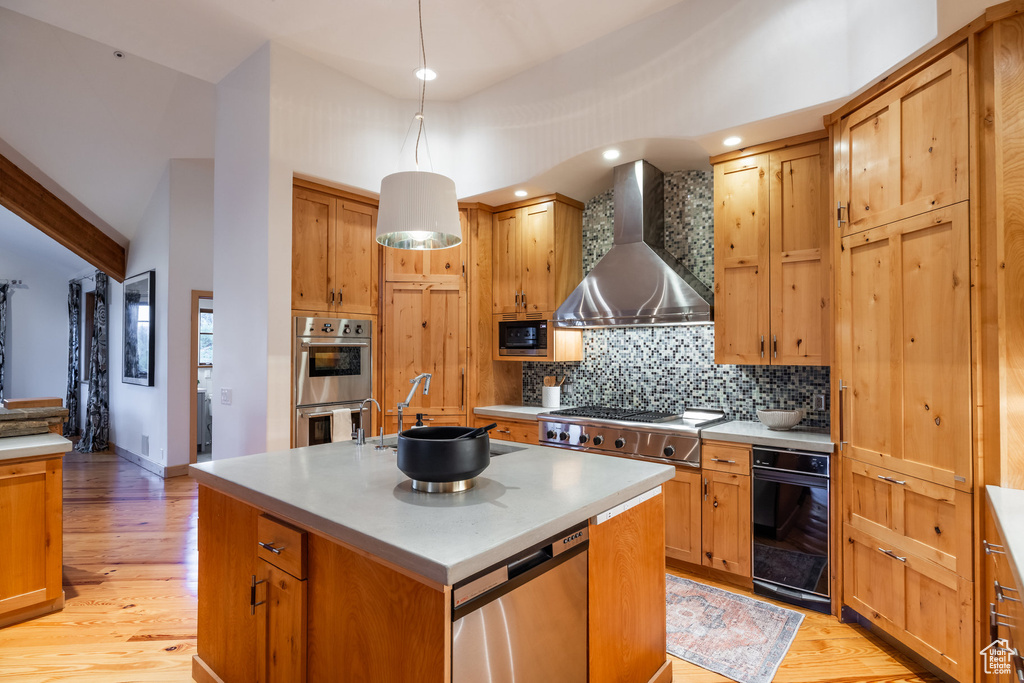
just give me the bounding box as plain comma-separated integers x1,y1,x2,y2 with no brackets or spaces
79,272,109,452
0,283,7,402
123,289,141,379
64,281,82,437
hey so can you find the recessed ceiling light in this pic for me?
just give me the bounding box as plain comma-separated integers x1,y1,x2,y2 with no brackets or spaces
415,67,437,81
602,149,621,161
514,190,528,198
113,50,125,59
723,136,742,146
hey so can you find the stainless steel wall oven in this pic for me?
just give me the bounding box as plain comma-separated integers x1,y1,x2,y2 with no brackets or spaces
293,317,373,447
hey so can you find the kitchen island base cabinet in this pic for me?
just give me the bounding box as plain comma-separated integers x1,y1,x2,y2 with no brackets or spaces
195,484,669,682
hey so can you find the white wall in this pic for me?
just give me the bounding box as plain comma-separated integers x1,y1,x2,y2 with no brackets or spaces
109,167,171,464
213,44,272,460
166,159,214,467
0,256,73,400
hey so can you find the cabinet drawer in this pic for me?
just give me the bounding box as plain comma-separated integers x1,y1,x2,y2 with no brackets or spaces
843,524,972,682
701,441,751,474
844,459,971,577
257,515,307,579
477,417,539,445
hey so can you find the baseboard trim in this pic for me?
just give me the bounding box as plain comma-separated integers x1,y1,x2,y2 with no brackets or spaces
648,659,672,683
191,655,225,683
113,444,189,479
0,592,64,629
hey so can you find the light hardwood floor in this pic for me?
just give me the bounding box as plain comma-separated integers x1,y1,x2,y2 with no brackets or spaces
0,451,940,682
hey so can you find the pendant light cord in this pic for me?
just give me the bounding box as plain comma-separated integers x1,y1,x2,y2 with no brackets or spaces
414,0,426,170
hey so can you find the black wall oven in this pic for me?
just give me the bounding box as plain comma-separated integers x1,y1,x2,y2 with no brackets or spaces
293,316,372,447
751,446,831,614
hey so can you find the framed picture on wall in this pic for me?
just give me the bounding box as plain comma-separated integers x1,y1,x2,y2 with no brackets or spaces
122,270,155,386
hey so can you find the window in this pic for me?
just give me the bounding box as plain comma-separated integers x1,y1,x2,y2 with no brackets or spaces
199,309,213,366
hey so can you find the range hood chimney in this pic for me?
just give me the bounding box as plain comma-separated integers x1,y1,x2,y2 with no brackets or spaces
553,160,714,328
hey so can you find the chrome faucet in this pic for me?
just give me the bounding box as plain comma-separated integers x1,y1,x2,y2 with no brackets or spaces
356,398,386,450
397,373,431,434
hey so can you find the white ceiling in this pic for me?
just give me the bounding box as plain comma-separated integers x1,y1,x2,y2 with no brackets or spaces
0,204,91,277
0,0,684,100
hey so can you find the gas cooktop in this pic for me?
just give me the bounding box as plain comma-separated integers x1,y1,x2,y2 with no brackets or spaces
544,406,680,423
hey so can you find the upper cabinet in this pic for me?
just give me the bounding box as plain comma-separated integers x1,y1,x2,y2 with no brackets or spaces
492,197,582,320
836,45,969,237
385,211,467,284
713,136,830,366
292,185,379,316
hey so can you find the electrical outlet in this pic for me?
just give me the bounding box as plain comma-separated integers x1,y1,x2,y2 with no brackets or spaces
813,394,826,411
141,434,149,456
221,388,232,405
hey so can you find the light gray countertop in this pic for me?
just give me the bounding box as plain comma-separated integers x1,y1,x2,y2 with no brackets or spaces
0,433,72,462
986,486,1024,591
190,439,673,586
701,420,834,453
473,405,564,421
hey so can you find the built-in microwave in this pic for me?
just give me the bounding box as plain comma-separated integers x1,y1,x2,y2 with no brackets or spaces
497,320,549,357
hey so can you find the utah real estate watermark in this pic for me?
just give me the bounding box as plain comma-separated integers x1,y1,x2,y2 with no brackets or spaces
980,638,1013,675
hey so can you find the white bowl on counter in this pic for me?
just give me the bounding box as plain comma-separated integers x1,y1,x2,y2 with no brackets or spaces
756,408,805,431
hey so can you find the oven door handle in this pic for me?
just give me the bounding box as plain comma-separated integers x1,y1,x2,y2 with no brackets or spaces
301,410,337,419
300,341,369,348
751,465,829,487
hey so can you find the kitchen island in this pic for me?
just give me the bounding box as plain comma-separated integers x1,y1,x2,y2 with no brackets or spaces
190,438,674,683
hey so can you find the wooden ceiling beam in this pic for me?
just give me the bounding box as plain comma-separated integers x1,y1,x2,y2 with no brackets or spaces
0,152,126,283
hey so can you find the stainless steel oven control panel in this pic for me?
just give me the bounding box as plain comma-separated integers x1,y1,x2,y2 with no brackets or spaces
539,420,700,467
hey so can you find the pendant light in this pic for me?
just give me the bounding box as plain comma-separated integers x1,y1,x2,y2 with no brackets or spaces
376,0,461,250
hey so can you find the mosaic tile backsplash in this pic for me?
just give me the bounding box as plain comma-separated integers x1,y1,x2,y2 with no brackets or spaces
525,170,831,430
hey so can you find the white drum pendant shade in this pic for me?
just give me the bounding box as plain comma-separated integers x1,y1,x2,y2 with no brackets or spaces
377,170,462,249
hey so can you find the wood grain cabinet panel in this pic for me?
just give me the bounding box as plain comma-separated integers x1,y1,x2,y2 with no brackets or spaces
844,459,972,577
255,561,306,683
836,45,969,236
0,456,62,624
843,524,973,682
838,203,972,491
491,198,582,322
473,416,540,445
714,155,770,364
589,493,667,683
664,467,702,565
291,186,379,317
714,138,830,366
384,211,466,283
701,470,751,576
384,282,467,419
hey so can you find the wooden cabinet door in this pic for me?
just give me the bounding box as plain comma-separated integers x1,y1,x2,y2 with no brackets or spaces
664,467,702,565
769,141,830,365
838,203,972,491
701,471,751,576
335,200,379,315
492,208,521,315
844,459,972,577
714,154,770,364
385,210,466,283
843,525,973,682
837,45,968,236
292,188,335,313
520,201,556,315
197,486,259,682
384,282,467,417
256,561,307,683
0,458,62,616
589,493,667,683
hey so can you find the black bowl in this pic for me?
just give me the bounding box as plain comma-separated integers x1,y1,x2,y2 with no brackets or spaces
396,426,490,483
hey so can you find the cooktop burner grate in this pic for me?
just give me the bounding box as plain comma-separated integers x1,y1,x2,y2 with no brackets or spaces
547,406,680,423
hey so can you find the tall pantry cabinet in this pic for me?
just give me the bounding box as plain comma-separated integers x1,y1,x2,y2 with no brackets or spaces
831,43,974,683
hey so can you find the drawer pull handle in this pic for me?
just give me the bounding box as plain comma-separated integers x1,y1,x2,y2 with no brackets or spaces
996,581,1022,603
877,475,906,485
711,458,736,464
258,541,284,555
496,429,512,434
985,540,1007,556
877,547,906,562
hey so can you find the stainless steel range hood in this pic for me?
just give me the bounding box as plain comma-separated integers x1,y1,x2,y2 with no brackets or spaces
553,159,714,328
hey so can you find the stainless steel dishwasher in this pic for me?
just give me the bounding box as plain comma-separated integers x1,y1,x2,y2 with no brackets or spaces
451,522,589,682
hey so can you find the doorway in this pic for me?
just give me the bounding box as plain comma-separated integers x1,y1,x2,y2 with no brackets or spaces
189,290,213,464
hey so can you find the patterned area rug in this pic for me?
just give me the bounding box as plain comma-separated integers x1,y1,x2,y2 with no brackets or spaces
666,575,804,683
